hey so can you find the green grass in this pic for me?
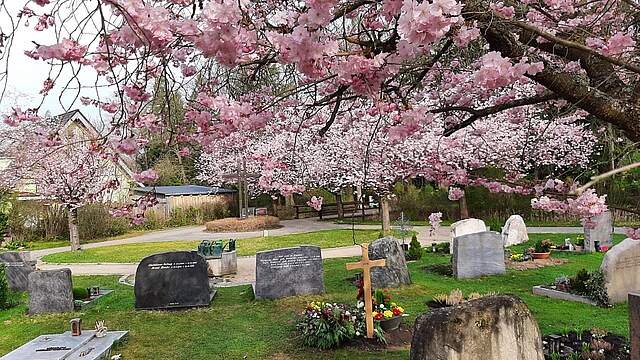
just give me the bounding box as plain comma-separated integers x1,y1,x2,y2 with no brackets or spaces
42,229,398,264
0,233,630,359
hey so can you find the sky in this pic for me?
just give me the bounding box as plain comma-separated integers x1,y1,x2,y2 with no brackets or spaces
0,1,112,129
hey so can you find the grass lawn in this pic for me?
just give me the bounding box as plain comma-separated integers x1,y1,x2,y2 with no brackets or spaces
0,233,629,359
42,229,401,264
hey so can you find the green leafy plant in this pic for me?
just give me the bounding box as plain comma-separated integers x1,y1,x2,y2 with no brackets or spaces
574,235,585,247
407,234,423,260
0,264,18,309
569,268,591,295
297,302,355,349
534,239,553,253
550,352,561,360
585,270,610,307
72,287,89,300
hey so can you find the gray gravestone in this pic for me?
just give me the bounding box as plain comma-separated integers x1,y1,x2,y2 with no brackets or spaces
584,210,613,252
28,269,74,315
630,292,640,360
410,295,544,360
254,245,324,300
368,237,411,289
601,239,640,304
0,251,36,292
135,251,212,310
453,231,506,279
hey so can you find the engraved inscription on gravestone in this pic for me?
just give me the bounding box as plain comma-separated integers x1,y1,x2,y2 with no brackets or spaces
601,238,640,304
134,251,213,310
254,245,324,300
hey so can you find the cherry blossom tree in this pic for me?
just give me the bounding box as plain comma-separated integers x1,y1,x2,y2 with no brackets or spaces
0,0,635,225
0,124,124,250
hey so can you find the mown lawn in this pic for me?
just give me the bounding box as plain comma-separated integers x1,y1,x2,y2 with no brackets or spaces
42,229,399,264
1,233,630,359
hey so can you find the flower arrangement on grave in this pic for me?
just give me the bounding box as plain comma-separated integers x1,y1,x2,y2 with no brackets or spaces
510,253,525,262
427,289,498,308
530,239,554,259
369,289,405,332
296,301,385,349
546,269,610,307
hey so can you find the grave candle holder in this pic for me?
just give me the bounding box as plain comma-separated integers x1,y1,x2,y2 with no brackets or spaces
70,318,82,336
547,334,562,354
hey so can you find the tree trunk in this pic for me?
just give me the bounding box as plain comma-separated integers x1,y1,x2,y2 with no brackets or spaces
68,207,81,251
335,192,344,219
459,192,469,219
381,196,391,235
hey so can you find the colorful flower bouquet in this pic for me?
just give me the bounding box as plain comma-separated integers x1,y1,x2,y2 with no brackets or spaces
370,289,406,332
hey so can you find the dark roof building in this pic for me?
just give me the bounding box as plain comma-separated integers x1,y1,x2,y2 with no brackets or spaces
133,185,236,196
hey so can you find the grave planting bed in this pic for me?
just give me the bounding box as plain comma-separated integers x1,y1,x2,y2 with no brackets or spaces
0,233,631,359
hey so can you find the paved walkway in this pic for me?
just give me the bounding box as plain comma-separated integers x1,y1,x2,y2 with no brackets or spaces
34,219,617,282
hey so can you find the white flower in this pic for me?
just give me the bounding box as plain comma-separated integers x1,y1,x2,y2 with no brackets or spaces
356,331,360,336
345,311,350,316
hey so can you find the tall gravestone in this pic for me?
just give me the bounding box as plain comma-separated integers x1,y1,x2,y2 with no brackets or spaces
0,251,36,292
135,251,212,310
601,239,640,304
453,231,506,279
254,245,324,300
28,269,74,315
501,215,529,247
584,210,613,252
368,237,411,289
410,295,544,360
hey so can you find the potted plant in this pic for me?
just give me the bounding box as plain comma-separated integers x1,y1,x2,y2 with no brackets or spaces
573,235,584,252
532,239,553,259
371,289,405,332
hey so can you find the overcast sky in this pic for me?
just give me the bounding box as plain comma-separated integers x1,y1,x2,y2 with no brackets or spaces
0,1,111,127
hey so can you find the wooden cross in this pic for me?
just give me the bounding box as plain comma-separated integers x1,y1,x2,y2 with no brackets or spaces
346,243,386,338
221,157,260,219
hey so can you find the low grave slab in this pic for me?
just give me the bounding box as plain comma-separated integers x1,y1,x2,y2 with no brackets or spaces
0,330,127,360
532,286,597,306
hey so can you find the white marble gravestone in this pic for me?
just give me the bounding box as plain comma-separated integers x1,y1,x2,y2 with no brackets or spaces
449,218,488,253
601,238,640,304
501,215,529,247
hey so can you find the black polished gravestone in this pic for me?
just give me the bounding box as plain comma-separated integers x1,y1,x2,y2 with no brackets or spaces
254,245,324,300
0,251,36,292
134,251,214,310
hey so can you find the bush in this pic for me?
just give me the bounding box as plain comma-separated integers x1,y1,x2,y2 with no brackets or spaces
8,201,67,242
78,204,130,240
585,270,610,307
72,287,89,300
0,264,18,309
297,302,356,349
200,201,229,222
407,234,423,260
534,239,553,253
205,216,281,232
570,268,591,295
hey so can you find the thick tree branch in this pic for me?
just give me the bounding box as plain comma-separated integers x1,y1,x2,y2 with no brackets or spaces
439,92,559,136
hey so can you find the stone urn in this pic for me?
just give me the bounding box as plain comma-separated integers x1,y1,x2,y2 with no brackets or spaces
532,252,550,260
379,316,402,332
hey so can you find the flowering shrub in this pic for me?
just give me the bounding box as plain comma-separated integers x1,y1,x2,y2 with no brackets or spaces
297,302,356,349
297,301,384,349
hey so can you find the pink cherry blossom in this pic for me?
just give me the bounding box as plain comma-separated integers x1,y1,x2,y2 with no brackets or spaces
307,196,323,211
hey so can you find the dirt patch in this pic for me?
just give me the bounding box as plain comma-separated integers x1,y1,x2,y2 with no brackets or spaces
204,216,282,232
267,353,293,360
507,257,568,270
347,323,413,351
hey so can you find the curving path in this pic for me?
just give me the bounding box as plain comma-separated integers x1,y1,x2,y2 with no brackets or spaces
34,219,626,281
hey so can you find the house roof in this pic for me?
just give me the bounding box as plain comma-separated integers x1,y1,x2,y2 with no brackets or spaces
134,185,236,196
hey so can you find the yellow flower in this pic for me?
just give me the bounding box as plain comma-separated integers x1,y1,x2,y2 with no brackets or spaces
372,311,379,317
383,310,393,319
391,302,397,307
397,306,404,313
